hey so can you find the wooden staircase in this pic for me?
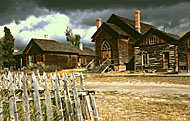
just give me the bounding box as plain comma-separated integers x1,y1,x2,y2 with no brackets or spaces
88,58,114,73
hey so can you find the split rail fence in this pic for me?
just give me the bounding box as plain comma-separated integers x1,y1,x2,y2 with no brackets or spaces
0,71,99,121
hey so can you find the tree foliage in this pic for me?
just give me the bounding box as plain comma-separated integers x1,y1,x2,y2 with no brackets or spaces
65,26,81,47
1,26,15,68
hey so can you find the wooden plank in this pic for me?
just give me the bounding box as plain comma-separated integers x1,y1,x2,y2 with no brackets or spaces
9,77,19,121
43,72,53,121
71,73,84,121
32,72,43,121
85,95,94,121
89,93,99,121
54,74,64,120
0,95,3,121
80,73,85,90
63,73,75,121
22,73,31,121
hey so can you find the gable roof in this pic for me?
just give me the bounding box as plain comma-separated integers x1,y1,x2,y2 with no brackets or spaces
68,45,95,56
178,30,190,37
92,14,156,41
14,49,24,56
20,38,94,56
91,22,129,41
109,14,156,35
178,31,190,43
134,28,180,46
23,38,77,54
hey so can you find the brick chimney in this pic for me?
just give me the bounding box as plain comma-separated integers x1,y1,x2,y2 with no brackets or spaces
96,18,102,29
135,10,141,33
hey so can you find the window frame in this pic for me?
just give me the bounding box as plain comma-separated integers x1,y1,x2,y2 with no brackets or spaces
142,54,149,66
149,38,156,45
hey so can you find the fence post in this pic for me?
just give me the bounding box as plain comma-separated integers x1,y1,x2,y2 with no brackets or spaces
32,72,43,121
54,73,64,120
9,76,19,121
0,95,3,121
22,73,31,121
89,93,99,121
63,73,75,121
85,95,94,121
71,73,83,121
80,72,85,90
43,72,53,121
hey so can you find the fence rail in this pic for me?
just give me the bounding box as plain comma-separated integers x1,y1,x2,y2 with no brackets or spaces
0,71,99,121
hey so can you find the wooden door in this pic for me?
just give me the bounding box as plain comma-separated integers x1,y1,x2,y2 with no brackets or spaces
101,41,111,62
163,52,169,69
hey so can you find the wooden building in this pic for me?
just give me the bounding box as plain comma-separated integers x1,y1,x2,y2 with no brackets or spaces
178,31,190,72
92,10,155,71
134,28,180,72
15,38,95,69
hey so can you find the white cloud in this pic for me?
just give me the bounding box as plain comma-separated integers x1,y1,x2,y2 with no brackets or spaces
0,11,96,49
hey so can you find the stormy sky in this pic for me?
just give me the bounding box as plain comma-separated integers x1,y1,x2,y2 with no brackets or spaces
0,0,189,50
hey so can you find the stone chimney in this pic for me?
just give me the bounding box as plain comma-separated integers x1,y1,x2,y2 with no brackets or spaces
135,10,141,33
96,18,102,29
79,43,83,50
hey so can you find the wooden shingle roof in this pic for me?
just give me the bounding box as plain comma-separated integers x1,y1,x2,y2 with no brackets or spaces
32,38,76,53
134,28,180,46
92,14,156,41
20,38,94,56
110,14,156,35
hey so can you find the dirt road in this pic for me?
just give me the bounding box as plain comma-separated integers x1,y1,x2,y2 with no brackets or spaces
85,81,190,95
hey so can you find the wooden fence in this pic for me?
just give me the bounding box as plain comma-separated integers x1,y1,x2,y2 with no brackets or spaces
0,71,99,121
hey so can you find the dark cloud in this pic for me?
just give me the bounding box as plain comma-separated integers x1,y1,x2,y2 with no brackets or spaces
0,0,190,50
67,2,190,34
0,0,50,25
34,0,190,11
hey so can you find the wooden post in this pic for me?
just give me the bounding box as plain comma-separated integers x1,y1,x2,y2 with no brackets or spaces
9,77,19,121
85,95,94,121
54,74,64,120
32,72,43,121
63,73,75,121
89,93,99,121
22,73,31,121
71,73,83,121
43,72,53,121
80,72,85,90
0,95,3,121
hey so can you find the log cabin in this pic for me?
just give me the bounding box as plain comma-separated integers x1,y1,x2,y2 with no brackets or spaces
178,31,190,72
134,28,180,72
14,38,95,69
92,10,156,71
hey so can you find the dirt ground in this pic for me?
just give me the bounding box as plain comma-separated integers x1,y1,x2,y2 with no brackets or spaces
83,73,190,121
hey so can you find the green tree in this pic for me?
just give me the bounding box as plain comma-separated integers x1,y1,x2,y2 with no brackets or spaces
1,26,15,68
0,37,3,67
65,26,81,47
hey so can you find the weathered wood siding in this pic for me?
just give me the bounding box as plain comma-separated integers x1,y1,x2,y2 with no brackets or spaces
139,33,166,46
45,53,78,69
79,55,95,67
118,39,128,64
178,39,190,72
94,29,119,65
135,33,178,72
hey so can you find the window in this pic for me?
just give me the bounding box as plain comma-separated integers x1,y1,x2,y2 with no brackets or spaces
78,57,81,63
29,55,33,64
84,58,86,65
142,54,149,66
149,38,156,45
102,41,111,51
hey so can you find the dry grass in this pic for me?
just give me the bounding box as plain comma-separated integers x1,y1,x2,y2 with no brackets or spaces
84,73,190,121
